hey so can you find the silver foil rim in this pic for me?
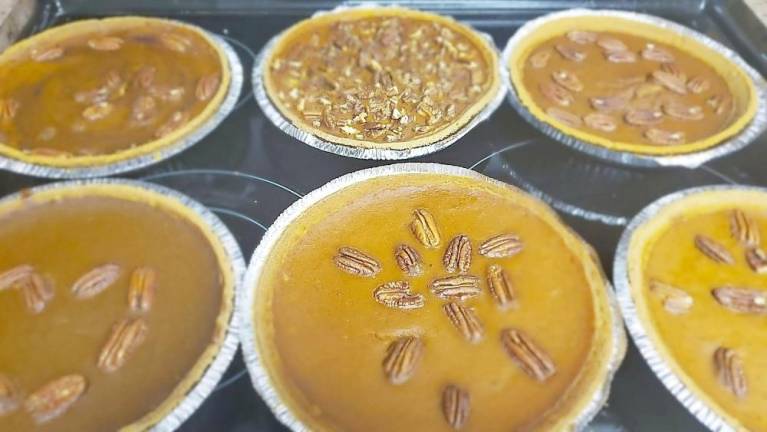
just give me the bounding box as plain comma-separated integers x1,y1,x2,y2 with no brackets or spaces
252,3,506,160
0,179,246,432
613,184,765,432
0,30,244,179
238,162,626,432
501,8,767,168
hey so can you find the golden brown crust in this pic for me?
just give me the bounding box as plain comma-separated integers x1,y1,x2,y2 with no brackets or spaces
263,7,501,151
0,16,231,168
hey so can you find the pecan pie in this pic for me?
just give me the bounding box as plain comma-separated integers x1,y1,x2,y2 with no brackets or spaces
0,182,235,431
263,8,500,151
624,188,767,431
249,166,624,431
508,13,758,156
0,17,230,169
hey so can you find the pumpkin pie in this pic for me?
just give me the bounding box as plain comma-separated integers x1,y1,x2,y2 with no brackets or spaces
0,16,230,169
623,187,767,431
262,7,500,150
0,181,236,431
246,165,625,431
508,13,758,155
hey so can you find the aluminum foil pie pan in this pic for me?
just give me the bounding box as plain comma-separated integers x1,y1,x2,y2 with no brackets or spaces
613,184,763,432
0,24,244,179
0,178,246,431
253,4,507,160
502,9,767,168
238,162,627,431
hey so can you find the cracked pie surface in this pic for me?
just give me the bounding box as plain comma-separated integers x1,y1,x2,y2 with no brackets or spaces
0,17,230,169
263,7,500,151
508,13,758,156
626,188,767,431
250,167,623,431
0,183,234,431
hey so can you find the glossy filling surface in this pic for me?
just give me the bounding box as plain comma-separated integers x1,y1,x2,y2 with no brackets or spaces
0,193,224,431
642,206,767,431
0,21,223,157
522,30,735,147
257,174,601,431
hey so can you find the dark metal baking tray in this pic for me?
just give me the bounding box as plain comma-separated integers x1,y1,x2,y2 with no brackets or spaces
1,1,765,431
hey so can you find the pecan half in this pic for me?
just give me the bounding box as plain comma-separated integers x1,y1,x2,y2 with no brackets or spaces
136,66,157,89
431,275,481,301
128,267,156,314
24,374,87,424
540,82,574,106
746,248,767,274
410,209,441,248
132,95,157,122
479,234,523,258
714,347,747,398
443,302,483,343
663,100,704,121
0,264,34,291
584,112,617,132
554,43,586,62
333,247,381,277
596,36,628,52
635,83,664,99
649,280,693,315
487,264,516,310
72,264,121,299
87,36,124,51
155,111,190,138
19,274,54,314
551,70,583,92
82,101,114,121
625,109,663,126
566,30,597,44
730,209,760,248
443,235,472,273
382,336,423,385
196,74,220,101
0,98,20,123
159,33,192,53
694,235,734,264
501,328,556,382
529,50,551,69
0,374,19,416
442,385,470,430
373,281,424,310
395,244,423,276
712,286,766,315
606,50,637,63
641,43,675,62
546,107,582,128
645,128,685,146
652,69,687,94
30,46,64,62
98,317,149,373
589,87,634,112
687,76,710,94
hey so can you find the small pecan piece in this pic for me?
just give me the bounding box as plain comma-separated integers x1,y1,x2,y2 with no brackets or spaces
566,30,597,44
443,235,472,273
410,209,441,248
694,235,734,264
687,76,710,94
649,280,693,315
395,244,423,276
641,43,675,62
373,281,424,310
653,69,687,94
19,274,54,314
382,336,423,385
501,328,556,382
0,264,34,291
443,302,483,343
546,107,582,128
333,247,381,277
529,50,551,69
160,33,192,53
540,82,574,107
551,70,583,92
606,50,637,63
555,43,586,62
487,265,516,310
442,384,470,430
72,264,121,299
0,98,20,123
663,100,704,121
0,374,19,416
24,374,87,424
584,112,617,132
730,209,760,248
625,109,663,126
87,36,124,51
98,317,149,373
746,248,767,274
714,347,747,398
431,275,481,301
645,128,685,146
596,36,628,52
196,74,220,101
30,46,64,62
128,267,156,314
712,286,766,315
479,234,523,258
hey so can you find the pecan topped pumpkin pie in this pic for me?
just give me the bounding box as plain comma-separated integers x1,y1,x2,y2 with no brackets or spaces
263,8,500,151
622,187,767,431
0,181,237,431
507,12,758,156
0,17,230,170
245,165,625,431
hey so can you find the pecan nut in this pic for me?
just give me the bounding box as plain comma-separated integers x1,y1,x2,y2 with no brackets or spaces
649,280,693,315
443,235,472,273
442,384,470,430
72,264,121,299
694,235,734,264
98,317,149,373
24,374,87,424
373,281,424,310
478,234,523,258
128,267,157,314
712,286,766,315
382,336,423,385
333,247,381,277
746,248,767,274
0,374,19,416
430,275,481,301
20,274,54,314
501,328,556,382
714,347,747,398
410,209,441,248
395,244,423,276
443,302,483,343
730,209,760,248
487,265,517,310
0,264,34,291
